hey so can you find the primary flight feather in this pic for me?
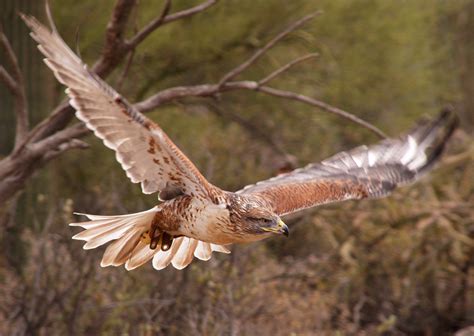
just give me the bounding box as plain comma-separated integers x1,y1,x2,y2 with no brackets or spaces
22,14,458,271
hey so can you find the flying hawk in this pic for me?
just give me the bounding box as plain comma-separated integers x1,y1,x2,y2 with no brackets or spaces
23,15,458,271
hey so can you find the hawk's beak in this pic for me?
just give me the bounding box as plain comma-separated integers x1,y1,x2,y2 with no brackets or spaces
262,219,289,237
278,219,289,237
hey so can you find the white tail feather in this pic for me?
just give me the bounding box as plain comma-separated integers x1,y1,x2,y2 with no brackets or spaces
211,244,231,254
101,229,142,267
125,242,156,271
70,207,230,271
194,241,212,261
172,238,198,270
152,237,184,270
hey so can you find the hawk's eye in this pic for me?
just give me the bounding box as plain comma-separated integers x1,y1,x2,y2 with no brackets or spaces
247,216,273,224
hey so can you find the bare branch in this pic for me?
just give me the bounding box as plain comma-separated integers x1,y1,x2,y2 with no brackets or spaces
258,53,319,86
133,80,386,138
92,0,138,77
254,85,388,138
134,84,218,110
127,0,217,48
30,123,88,158
19,101,71,150
217,11,322,87
117,49,135,91
0,66,17,92
0,27,22,81
0,29,29,148
41,139,89,163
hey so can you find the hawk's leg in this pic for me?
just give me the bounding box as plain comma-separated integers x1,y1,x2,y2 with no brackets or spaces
149,213,162,250
149,226,161,250
147,212,174,251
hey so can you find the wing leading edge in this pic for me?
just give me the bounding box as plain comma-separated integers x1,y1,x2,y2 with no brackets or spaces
239,110,458,216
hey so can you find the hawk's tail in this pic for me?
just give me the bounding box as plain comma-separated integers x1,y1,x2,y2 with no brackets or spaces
70,208,230,271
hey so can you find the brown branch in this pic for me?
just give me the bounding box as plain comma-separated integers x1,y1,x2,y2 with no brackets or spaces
20,101,70,150
217,11,322,87
134,84,218,110
0,28,29,148
0,27,22,81
258,53,319,86
125,0,171,49
0,66,17,92
30,123,88,158
40,139,89,163
91,0,137,77
254,85,388,138
116,49,135,91
134,80,387,138
126,0,217,49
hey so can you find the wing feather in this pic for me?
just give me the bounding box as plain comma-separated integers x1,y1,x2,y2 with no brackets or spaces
239,110,458,216
23,15,217,198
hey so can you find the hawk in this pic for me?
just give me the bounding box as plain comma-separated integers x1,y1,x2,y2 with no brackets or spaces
23,15,458,271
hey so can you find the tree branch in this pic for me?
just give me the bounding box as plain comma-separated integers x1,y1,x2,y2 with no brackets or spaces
0,28,29,148
40,139,89,163
254,85,388,138
217,11,322,87
132,10,385,139
126,0,217,49
92,0,138,77
29,123,88,158
258,53,319,86
116,49,135,91
0,66,17,92
134,80,387,138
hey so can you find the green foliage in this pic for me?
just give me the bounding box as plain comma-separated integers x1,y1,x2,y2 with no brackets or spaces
1,0,473,335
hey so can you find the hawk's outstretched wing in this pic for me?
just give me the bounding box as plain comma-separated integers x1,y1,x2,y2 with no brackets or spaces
22,15,216,199
239,110,458,216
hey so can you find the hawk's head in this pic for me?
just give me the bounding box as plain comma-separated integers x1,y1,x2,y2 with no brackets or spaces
227,194,289,237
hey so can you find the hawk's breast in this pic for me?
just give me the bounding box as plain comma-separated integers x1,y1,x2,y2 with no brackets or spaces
178,198,233,244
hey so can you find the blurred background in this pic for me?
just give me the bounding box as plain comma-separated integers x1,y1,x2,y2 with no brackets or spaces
0,0,473,335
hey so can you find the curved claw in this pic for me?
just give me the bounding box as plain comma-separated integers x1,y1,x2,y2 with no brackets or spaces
149,226,162,250
161,232,173,251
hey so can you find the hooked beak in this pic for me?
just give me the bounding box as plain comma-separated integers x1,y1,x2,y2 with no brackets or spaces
262,219,289,237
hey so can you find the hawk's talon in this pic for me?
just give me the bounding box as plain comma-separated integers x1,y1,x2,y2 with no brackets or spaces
149,226,162,250
161,232,173,251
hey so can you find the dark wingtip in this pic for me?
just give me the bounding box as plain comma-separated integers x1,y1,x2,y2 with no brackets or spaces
435,106,459,145
417,106,459,174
